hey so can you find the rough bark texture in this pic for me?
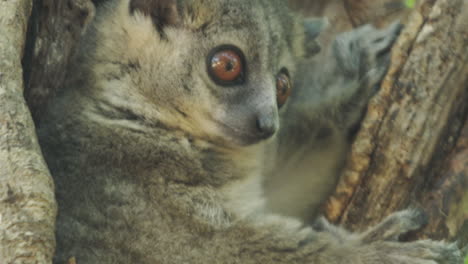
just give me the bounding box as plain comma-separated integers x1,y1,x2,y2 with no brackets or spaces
0,0,56,263
323,0,468,244
23,0,94,124
1,0,94,262
342,0,412,27
426,119,468,242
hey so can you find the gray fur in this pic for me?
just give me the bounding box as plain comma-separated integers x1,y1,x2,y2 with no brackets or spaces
264,22,404,221
38,0,463,263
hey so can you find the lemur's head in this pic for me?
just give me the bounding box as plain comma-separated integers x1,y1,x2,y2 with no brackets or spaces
85,0,321,147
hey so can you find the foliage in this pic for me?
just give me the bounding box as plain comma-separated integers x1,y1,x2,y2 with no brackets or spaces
404,0,417,8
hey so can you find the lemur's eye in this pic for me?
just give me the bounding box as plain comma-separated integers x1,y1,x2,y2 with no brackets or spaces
207,45,245,86
276,69,292,108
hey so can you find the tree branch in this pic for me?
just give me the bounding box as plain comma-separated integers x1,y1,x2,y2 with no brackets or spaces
325,0,468,243
0,0,57,262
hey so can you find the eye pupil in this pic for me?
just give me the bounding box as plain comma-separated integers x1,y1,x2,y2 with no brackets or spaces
207,45,245,85
225,62,234,71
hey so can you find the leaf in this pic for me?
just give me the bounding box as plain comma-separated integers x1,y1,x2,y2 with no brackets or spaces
404,0,416,8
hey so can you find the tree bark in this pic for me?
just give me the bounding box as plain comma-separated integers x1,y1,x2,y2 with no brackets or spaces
0,0,93,262
0,0,56,263
324,0,468,244
342,0,412,27
23,0,94,124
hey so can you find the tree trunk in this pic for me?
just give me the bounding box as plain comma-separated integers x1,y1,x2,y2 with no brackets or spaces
0,0,93,262
322,0,468,244
0,0,55,263
23,0,94,123
0,0,466,262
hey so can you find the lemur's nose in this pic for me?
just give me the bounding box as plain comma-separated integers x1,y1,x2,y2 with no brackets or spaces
255,113,277,139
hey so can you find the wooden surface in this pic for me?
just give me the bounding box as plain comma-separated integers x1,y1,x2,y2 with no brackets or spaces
0,0,94,262
323,0,468,244
23,0,94,123
0,0,56,262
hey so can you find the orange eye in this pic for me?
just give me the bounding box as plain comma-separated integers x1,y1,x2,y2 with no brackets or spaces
207,45,245,85
276,71,292,108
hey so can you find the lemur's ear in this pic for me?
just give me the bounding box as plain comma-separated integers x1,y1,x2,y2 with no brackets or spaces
129,0,180,32
303,18,328,57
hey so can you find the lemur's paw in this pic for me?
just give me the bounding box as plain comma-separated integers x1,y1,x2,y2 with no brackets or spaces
360,208,428,243
360,209,463,264
368,240,463,264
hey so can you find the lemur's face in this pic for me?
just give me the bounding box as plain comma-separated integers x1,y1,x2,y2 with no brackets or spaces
203,43,292,145
200,30,295,146
100,0,303,147
163,0,298,147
